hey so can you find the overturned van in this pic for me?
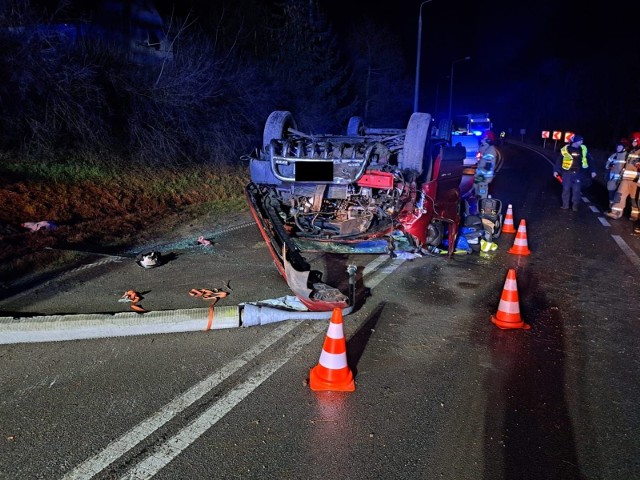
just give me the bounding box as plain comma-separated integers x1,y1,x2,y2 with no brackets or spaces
243,111,487,310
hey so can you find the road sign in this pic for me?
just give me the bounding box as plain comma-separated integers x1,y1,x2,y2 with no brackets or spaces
564,132,574,143
552,131,561,140
542,131,550,138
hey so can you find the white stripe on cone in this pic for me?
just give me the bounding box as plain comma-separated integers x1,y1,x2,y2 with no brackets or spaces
318,350,348,369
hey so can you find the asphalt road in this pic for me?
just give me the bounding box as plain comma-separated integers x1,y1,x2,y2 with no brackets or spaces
1,141,639,479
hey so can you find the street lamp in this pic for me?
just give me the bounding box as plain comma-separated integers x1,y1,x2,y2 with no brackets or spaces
448,56,471,121
413,0,433,113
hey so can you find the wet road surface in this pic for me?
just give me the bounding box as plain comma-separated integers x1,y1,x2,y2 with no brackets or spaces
1,141,639,479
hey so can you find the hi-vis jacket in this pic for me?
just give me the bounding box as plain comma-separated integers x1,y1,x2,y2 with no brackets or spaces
560,144,589,170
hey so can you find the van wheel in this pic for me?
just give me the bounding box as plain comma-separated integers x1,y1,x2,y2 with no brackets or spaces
347,116,364,136
437,119,452,142
402,112,432,173
263,111,297,149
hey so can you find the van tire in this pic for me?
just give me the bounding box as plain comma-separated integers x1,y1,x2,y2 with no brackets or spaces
402,112,432,173
263,111,297,149
347,116,365,136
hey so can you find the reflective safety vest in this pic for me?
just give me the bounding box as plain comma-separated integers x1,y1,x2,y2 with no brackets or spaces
560,144,589,170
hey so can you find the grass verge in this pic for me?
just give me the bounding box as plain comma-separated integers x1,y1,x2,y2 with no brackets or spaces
0,154,252,288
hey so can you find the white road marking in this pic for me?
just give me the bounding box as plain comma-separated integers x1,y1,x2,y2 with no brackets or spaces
365,257,407,288
119,323,327,480
62,322,301,480
515,144,638,271
611,235,640,272
589,205,599,213
362,254,391,276
65,253,403,479
71,146,634,478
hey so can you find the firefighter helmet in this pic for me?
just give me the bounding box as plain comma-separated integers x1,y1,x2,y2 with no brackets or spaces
481,131,496,144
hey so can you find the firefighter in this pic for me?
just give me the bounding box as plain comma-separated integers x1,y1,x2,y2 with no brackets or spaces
604,139,629,206
606,132,640,220
553,135,596,211
474,131,497,199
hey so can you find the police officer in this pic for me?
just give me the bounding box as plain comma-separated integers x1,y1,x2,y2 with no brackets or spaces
553,135,596,211
606,132,640,220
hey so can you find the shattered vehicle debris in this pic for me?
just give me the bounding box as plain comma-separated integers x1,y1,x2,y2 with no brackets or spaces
244,111,485,310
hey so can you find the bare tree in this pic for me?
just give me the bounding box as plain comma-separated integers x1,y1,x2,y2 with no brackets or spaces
344,18,412,127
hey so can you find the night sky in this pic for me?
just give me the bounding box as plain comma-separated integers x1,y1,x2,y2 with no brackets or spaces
323,0,636,142
30,0,640,146
220,0,633,145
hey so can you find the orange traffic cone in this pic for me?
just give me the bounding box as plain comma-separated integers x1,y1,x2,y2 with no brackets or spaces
309,308,355,392
491,268,530,330
507,219,531,255
502,204,516,233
